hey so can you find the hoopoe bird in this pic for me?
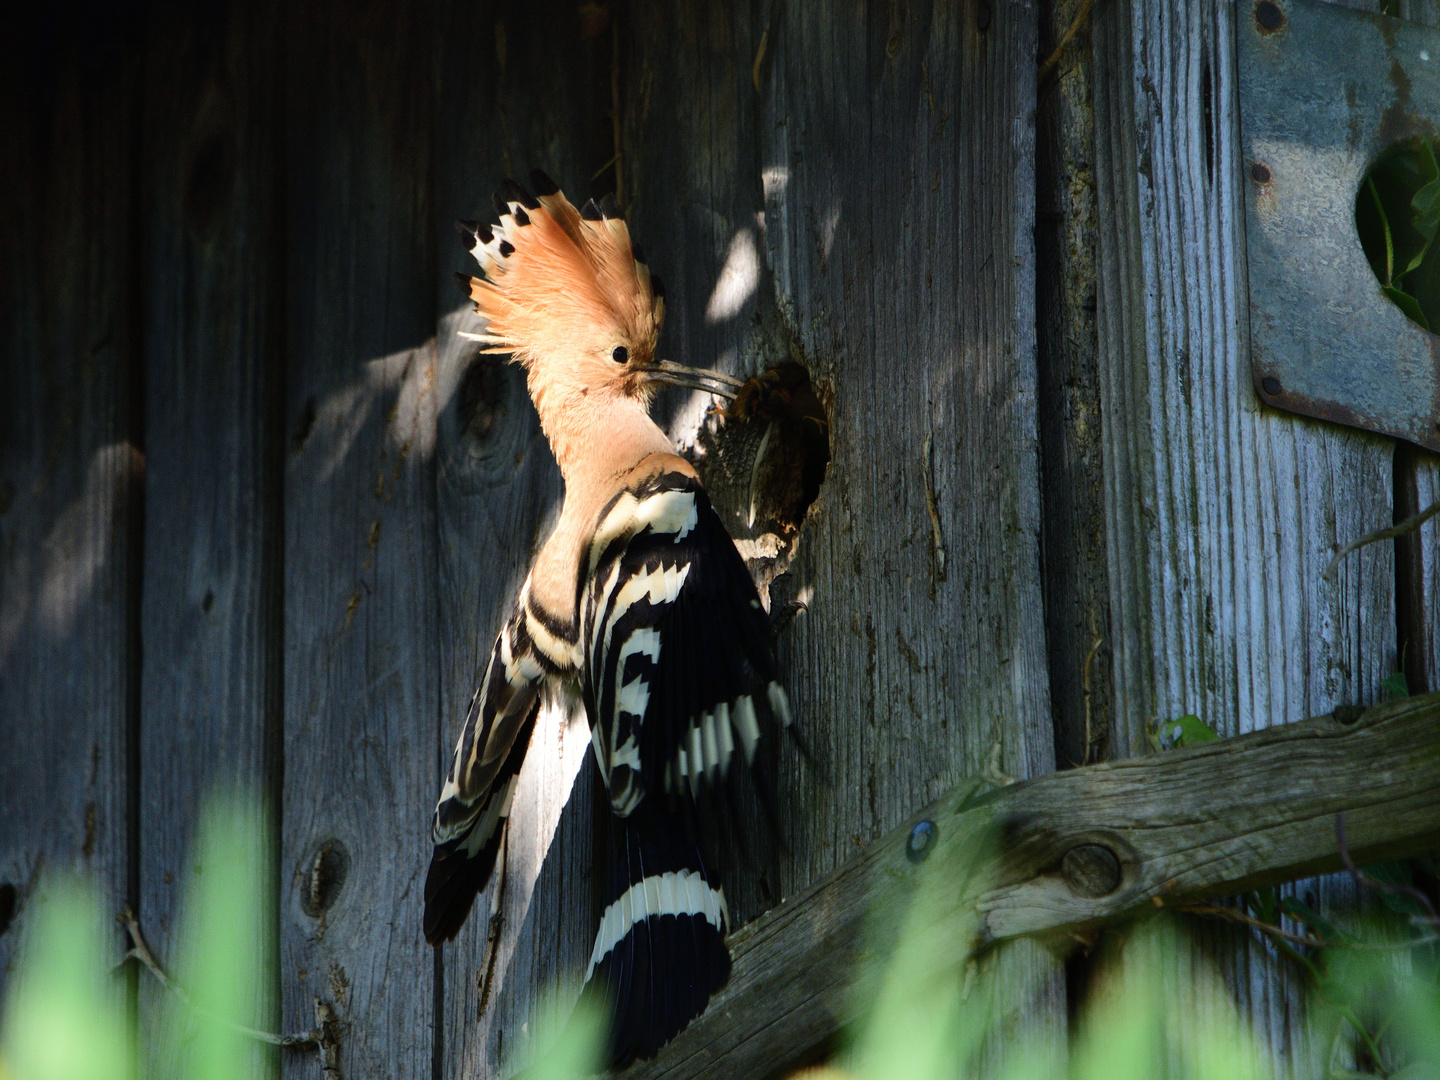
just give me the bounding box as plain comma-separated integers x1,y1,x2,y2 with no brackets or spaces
424,171,797,1065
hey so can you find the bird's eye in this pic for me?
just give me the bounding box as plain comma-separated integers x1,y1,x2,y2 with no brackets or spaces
612,346,629,364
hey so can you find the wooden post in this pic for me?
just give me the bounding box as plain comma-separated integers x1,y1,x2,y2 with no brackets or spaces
0,10,143,1011
280,4,439,1077
136,2,284,1075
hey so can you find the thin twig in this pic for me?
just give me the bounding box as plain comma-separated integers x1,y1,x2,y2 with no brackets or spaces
117,906,340,1064
1175,902,1328,949
1038,0,1094,85
1323,496,1440,581
1335,814,1440,925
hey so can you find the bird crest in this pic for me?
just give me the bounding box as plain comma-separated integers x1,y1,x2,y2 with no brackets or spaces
455,172,664,378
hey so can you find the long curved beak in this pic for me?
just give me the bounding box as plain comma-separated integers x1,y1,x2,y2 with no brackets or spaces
643,360,745,400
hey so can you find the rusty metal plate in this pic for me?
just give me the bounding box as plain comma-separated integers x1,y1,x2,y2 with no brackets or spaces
1240,0,1440,451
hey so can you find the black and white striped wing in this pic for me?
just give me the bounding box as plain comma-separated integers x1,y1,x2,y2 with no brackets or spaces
583,471,794,849
424,610,544,944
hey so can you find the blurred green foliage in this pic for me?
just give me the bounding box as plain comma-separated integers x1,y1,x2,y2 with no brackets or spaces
1,795,1435,1080
0,798,269,1080
1357,135,1440,332
1149,713,1220,751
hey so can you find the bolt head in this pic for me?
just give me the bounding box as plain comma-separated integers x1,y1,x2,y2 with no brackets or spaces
906,819,937,863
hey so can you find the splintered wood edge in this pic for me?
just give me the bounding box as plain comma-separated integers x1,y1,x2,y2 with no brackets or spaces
620,694,1440,1080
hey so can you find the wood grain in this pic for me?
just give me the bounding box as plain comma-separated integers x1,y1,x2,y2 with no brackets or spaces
136,3,283,1075
280,4,438,1078
432,3,609,1075
618,694,1440,1080
0,10,143,1000
589,1,1066,1072
1093,1,1397,1074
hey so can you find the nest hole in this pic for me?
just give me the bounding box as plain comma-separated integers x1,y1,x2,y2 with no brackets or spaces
692,362,831,603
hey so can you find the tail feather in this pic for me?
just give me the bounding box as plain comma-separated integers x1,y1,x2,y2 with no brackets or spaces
577,805,731,1067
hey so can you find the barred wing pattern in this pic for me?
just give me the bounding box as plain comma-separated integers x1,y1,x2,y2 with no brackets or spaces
577,468,793,1064
424,602,563,944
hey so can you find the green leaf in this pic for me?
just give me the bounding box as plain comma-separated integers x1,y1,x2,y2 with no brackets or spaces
1370,176,1396,285
1,884,133,1080
1381,669,1411,700
1411,136,1440,244
172,801,270,1080
1362,860,1430,917
1383,285,1430,331
1247,888,1279,926
1280,896,1358,945
1155,714,1219,750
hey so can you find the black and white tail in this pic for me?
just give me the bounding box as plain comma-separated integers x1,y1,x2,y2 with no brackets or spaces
579,804,731,1067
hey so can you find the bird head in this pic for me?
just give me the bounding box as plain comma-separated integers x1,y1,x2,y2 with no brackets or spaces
454,172,742,419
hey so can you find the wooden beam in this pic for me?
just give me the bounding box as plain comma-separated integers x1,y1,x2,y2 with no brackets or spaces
619,694,1440,1080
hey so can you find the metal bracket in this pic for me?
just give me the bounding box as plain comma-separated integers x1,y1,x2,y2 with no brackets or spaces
1240,0,1440,451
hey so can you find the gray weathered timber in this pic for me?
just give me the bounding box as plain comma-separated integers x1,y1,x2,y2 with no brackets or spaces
136,3,282,1075
1418,463,1440,692
756,0,1066,1062
594,0,1066,1069
0,22,142,997
433,5,606,1076
280,5,438,1078
754,0,1066,1061
1093,0,1396,1074
1036,0,1109,768
618,694,1440,1080
758,0,1053,879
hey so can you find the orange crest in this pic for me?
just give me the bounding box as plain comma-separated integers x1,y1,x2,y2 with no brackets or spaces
455,173,664,373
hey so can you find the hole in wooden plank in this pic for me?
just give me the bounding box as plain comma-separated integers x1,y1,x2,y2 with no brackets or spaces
1355,135,1440,334
301,838,350,917
0,883,16,936
691,363,831,606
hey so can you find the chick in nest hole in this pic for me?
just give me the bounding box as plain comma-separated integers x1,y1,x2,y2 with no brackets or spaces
692,362,830,608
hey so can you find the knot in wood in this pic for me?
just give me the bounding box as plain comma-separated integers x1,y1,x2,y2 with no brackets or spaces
302,838,350,917
1061,843,1121,898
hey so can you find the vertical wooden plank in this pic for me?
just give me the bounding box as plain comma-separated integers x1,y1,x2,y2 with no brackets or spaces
759,0,1055,893
625,0,1064,1058
432,2,606,1075
1092,0,1395,1073
0,7,143,993
136,1,282,1075
281,3,438,1077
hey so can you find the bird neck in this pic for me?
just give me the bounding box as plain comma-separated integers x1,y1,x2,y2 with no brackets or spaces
531,381,674,491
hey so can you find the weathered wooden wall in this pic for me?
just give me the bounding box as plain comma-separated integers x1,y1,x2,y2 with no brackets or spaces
1090,0,1437,1076
3,0,1437,1078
